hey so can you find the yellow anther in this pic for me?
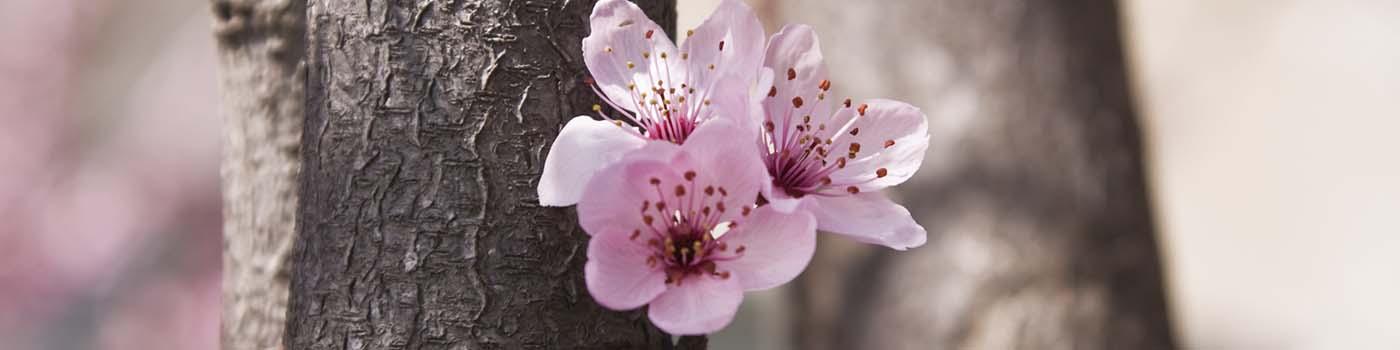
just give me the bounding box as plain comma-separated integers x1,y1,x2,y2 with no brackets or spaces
626,61,635,69
591,104,602,112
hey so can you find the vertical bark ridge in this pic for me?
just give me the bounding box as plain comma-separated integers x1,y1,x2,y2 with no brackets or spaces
288,1,676,349
214,0,306,349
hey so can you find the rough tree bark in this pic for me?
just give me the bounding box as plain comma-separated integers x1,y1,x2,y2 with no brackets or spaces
286,1,681,349
213,0,306,349
781,0,1176,349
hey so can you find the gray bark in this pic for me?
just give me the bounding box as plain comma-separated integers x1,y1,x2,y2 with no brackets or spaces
780,0,1176,349
213,0,306,349
286,1,679,349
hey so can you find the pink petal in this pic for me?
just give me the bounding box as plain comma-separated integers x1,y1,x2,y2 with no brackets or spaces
761,24,834,135
807,192,927,250
718,206,816,291
646,273,743,335
538,116,647,206
680,119,768,217
759,184,805,213
583,0,685,113
577,143,681,236
585,228,668,310
681,0,764,125
824,99,930,192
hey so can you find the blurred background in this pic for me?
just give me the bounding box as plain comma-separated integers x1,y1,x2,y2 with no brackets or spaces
0,0,219,348
0,0,1394,349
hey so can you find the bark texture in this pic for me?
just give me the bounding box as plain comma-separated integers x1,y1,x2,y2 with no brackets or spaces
779,0,1176,349
213,0,306,349
287,1,678,349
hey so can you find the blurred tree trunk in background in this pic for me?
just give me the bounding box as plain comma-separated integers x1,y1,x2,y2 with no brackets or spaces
781,0,1176,349
213,0,305,349
285,1,679,349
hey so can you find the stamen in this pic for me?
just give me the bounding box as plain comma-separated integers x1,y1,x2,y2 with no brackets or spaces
884,139,896,148
787,68,797,80
876,168,888,178
858,103,869,116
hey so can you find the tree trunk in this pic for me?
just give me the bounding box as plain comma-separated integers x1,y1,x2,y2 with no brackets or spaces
286,1,678,349
213,0,306,349
781,0,1176,349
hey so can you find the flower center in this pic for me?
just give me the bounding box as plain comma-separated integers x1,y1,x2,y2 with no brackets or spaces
589,29,726,145
627,170,748,285
762,77,891,198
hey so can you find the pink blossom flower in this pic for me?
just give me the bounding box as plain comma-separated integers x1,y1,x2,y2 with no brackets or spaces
578,120,816,335
538,0,764,206
755,25,930,250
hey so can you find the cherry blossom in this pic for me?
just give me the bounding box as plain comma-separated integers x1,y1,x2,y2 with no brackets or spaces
578,120,816,335
754,25,930,250
538,0,765,206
